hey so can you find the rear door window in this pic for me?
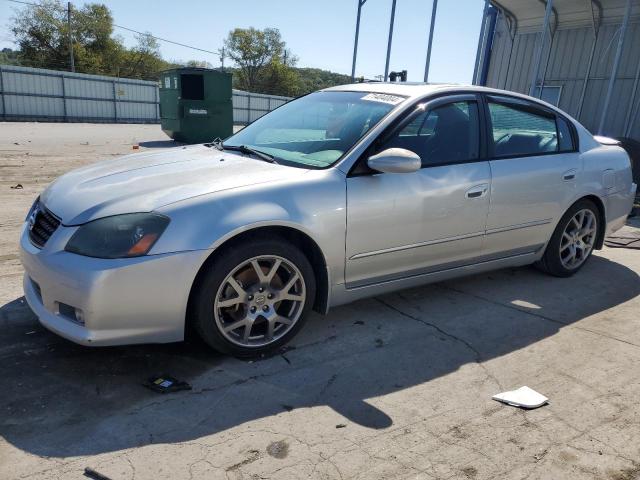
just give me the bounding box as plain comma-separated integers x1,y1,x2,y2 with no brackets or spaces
488,98,559,157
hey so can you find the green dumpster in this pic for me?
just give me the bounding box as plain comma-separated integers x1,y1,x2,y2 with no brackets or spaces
159,68,233,144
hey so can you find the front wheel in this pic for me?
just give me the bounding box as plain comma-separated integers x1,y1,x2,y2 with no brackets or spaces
192,238,316,357
537,199,600,277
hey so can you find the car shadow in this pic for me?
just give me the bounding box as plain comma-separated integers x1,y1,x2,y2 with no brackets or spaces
0,255,638,458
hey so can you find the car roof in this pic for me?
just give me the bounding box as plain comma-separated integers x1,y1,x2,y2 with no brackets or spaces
323,82,568,116
323,82,455,98
324,82,539,102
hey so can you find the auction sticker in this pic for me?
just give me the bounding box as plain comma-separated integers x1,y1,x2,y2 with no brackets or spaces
361,93,404,105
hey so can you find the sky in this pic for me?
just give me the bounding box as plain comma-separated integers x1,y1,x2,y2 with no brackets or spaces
0,0,486,83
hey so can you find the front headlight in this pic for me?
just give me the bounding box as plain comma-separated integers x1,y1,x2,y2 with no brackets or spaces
65,213,170,259
25,196,40,221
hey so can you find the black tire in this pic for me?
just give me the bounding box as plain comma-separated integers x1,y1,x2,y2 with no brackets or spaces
536,199,600,277
192,237,316,357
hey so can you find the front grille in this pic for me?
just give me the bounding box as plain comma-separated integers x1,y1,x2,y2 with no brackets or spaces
28,204,61,248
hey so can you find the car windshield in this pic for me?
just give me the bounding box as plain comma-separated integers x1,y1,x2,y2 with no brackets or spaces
223,91,405,168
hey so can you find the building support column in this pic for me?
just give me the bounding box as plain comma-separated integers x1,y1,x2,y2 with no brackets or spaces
0,65,5,119
598,0,632,135
576,0,601,121
529,0,553,96
473,0,490,85
423,0,438,82
351,0,367,81
624,37,640,136
384,0,397,81
624,60,640,137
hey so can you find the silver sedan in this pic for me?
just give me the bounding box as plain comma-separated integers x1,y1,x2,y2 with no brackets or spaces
20,83,637,357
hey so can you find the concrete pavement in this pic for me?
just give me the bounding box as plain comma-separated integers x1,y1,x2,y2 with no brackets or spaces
1,122,639,480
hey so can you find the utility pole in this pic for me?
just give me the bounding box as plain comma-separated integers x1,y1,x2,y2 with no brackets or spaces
219,47,226,71
384,0,397,81
67,2,75,72
423,0,438,82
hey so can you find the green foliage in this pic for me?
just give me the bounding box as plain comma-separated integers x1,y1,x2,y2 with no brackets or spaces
8,0,173,79
224,27,288,92
0,48,21,65
293,68,351,95
224,27,349,97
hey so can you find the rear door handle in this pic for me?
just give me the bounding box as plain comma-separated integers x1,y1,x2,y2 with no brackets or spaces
466,183,489,199
563,169,577,181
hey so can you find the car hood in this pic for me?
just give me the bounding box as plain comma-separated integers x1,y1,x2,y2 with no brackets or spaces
41,144,309,225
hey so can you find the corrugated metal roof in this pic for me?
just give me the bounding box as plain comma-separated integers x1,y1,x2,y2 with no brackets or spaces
492,0,640,32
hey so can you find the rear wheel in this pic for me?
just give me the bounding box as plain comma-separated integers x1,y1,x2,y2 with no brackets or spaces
537,199,600,277
192,238,315,357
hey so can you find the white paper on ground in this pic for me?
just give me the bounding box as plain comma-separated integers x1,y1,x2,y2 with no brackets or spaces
492,386,549,409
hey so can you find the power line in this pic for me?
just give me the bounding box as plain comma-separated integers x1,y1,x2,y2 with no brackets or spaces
111,24,218,55
3,0,219,57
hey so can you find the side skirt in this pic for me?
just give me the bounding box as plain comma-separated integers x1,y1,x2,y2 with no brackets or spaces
330,249,542,308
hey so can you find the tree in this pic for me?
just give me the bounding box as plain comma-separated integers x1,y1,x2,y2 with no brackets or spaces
117,33,168,79
11,0,118,72
0,48,21,65
256,59,300,96
9,0,170,79
224,27,289,92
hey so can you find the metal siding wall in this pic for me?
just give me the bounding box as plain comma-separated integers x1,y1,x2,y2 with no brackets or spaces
504,32,538,92
544,27,594,118
485,15,513,88
600,22,640,136
484,16,640,140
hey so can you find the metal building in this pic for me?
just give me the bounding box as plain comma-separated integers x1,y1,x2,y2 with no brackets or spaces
476,0,640,140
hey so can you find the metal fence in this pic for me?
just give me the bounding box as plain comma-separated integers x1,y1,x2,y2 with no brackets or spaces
232,89,290,125
0,65,159,123
0,64,291,125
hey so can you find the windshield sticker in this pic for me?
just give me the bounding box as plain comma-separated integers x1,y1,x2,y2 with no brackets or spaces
361,93,404,105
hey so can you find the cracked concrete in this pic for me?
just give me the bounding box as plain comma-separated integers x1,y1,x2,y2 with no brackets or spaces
1,122,640,479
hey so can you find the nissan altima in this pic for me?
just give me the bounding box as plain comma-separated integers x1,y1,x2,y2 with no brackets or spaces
20,83,637,357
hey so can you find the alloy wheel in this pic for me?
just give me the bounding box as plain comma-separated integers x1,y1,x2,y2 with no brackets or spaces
214,255,306,348
559,208,597,270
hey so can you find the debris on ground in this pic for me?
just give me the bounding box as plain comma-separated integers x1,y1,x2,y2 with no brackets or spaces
335,424,347,429
10,184,23,189
605,228,640,250
143,375,192,394
84,467,112,480
492,386,548,409
533,449,549,462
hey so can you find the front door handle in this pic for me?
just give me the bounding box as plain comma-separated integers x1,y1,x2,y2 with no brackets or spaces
563,169,577,181
466,183,489,199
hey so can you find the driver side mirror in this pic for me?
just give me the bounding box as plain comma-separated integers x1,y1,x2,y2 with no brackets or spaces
367,148,421,174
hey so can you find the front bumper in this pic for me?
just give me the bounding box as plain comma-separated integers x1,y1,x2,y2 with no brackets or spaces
20,223,209,346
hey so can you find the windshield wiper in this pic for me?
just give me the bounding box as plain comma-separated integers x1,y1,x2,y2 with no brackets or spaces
205,137,224,151
222,144,278,164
